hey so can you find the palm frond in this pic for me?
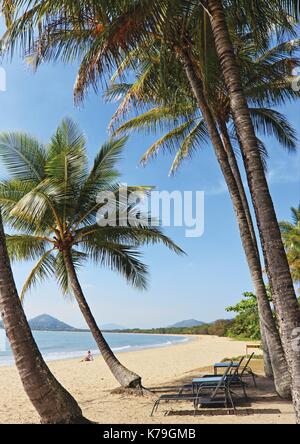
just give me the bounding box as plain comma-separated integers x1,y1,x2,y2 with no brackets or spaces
72,138,127,227
1,0,16,28
10,179,64,229
76,224,185,256
291,206,300,225
20,249,56,302
280,205,300,284
89,136,127,180
55,249,88,295
169,119,208,175
46,119,88,227
5,234,51,262
140,120,195,164
109,62,155,129
48,118,87,159
250,108,298,151
113,105,195,136
0,179,35,217
0,132,46,182
81,241,149,290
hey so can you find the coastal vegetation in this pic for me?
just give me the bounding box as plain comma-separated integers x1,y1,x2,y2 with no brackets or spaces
110,289,297,341
111,320,234,337
280,207,300,292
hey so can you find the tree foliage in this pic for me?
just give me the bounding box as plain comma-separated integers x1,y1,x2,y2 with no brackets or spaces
226,292,262,340
0,118,183,299
280,206,300,290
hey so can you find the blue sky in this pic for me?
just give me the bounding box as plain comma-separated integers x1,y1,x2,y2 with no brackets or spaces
0,39,299,329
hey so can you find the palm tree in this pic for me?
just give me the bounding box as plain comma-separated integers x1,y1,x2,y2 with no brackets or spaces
205,0,300,420
1,0,296,399
0,118,183,390
106,34,298,397
0,209,88,423
2,0,300,410
107,26,299,396
280,207,300,290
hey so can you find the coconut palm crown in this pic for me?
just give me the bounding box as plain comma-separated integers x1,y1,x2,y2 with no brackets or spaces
106,34,299,175
0,118,183,299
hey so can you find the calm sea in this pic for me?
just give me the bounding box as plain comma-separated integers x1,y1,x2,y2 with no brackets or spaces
0,329,188,366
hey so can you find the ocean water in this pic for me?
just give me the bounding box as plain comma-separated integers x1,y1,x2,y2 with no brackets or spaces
0,329,188,366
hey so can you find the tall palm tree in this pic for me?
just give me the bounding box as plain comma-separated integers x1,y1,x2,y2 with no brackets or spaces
0,217,87,423
280,207,300,290
0,118,183,390
205,0,300,420
106,34,298,397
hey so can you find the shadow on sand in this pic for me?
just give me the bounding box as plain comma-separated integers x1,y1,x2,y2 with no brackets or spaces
148,360,290,418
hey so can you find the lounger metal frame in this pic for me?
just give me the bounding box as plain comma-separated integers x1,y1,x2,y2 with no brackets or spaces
151,364,234,416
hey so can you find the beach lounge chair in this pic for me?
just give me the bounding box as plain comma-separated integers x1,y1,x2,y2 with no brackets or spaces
178,357,244,395
151,364,234,416
213,353,256,384
237,353,257,387
214,359,242,375
205,356,245,378
194,357,248,400
205,353,257,395
194,367,236,414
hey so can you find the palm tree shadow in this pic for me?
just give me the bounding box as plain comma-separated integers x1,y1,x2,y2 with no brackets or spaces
166,408,282,417
148,361,291,417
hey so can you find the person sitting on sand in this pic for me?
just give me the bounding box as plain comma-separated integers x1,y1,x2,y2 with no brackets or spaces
82,350,94,362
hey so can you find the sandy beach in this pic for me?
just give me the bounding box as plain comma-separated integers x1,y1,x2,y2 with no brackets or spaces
0,335,295,424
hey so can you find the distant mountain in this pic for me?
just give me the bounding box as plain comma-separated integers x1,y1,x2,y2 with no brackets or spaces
28,314,76,331
2,315,205,332
101,323,127,331
1,315,127,332
168,319,205,328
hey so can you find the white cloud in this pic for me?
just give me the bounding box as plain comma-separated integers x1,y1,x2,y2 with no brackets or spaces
205,180,228,196
267,157,300,186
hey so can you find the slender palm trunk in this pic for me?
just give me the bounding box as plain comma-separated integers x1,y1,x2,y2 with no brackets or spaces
62,248,142,389
260,318,274,379
179,48,291,397
0,210,87,424
219,121,272,374
219,121,290,392
207,0,300,420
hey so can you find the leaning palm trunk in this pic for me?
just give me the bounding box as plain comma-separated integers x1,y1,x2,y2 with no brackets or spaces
260,318,274,379
207,0,300,421
63,248,142,389
219,121,272,376
0,211,87,424
179,48,291,398
219,121,290,392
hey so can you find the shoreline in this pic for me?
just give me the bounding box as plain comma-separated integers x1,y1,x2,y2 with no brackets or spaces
1,335,293,424
0,332,195,368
